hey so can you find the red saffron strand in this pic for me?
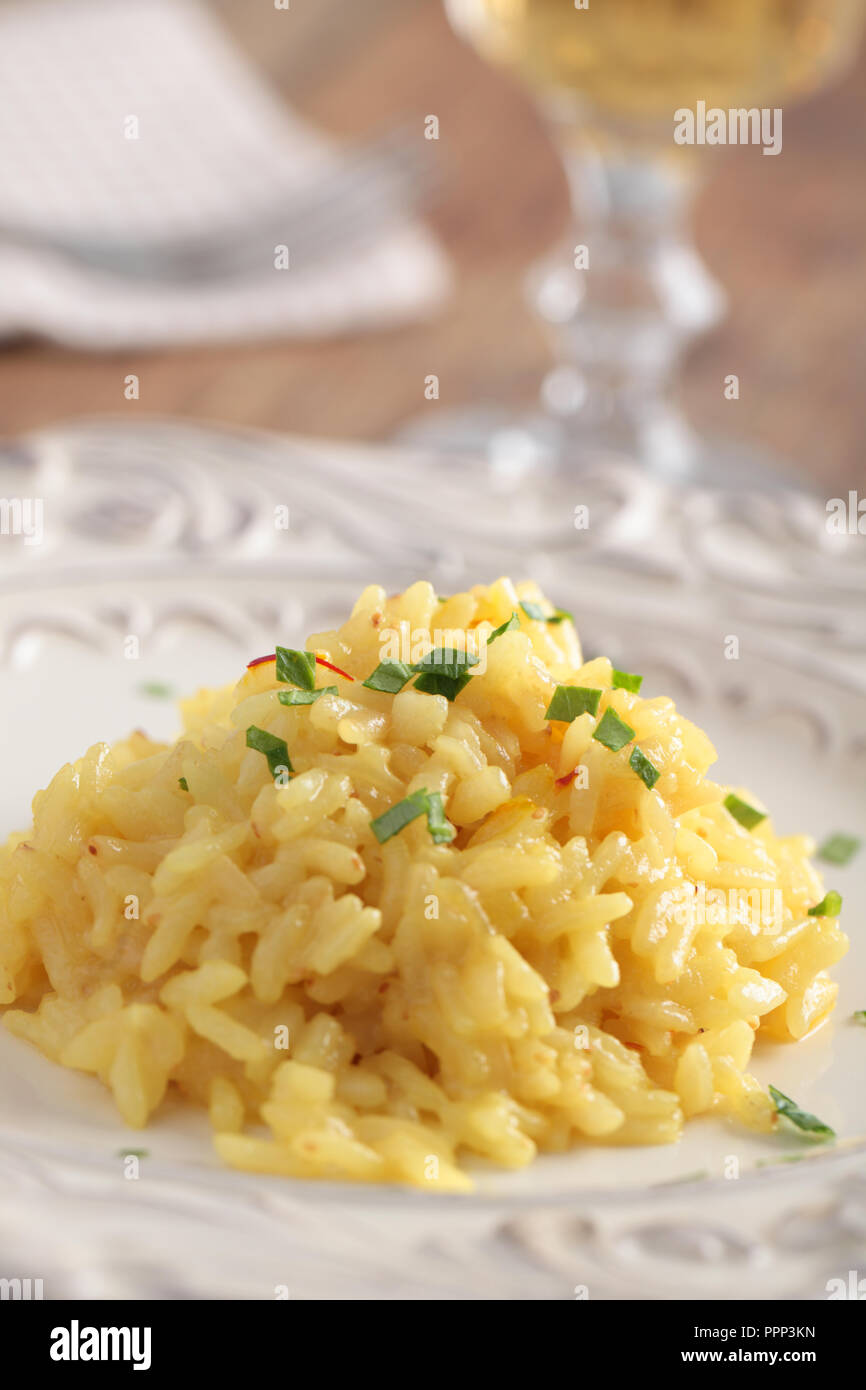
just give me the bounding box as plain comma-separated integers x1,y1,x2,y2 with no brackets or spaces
315,655,354,682
245,652,354,682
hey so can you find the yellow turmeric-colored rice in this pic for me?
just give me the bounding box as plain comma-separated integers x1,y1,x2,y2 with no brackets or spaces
0,579,847,1190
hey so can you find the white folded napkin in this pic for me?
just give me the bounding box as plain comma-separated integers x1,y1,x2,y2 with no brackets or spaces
0,0,450,348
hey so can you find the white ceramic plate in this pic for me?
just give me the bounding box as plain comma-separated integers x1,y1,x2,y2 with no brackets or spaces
0,420,863,1300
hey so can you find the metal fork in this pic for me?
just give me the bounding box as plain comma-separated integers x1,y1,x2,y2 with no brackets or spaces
0,130,434,283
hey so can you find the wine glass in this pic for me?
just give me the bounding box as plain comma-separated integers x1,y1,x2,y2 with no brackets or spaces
404,0,866,486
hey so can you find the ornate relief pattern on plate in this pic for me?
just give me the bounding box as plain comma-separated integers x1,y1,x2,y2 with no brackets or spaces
0,419,863,1299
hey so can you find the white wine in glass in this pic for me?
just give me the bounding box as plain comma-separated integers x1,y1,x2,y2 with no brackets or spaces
449,0,864,126
426,0,866,484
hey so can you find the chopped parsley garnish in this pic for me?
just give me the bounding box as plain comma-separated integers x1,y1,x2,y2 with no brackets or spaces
519,600,572,625
853,1010,866,1025
423,791,456,844
519,600,547,621
412,648,480,680
118,1148,149,1159
370,788,456,846
817,833,861,866
412,649,478,702
629,746,659,789
754,1154,806,1169
653,1169,709,1187
768,1085,834,1142
487,612,519,644
178,777,189,791
807,890,842,918
592,708,635,752
275,647,317,690
723,793,766,831
370,792,426,842
137,681,175,699
412,670,473,701
612,669,643,694
246,726,293,779
363,660,414,694
545,685,601,722
277,686,338,706
360,646,479,704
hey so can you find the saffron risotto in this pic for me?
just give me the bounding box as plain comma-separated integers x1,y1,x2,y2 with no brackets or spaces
0,580,847,1191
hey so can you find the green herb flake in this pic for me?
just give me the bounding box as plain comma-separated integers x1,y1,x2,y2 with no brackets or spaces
410,648,481,702
545,685,601,722
592,708,635,752
245,726,293,780
724,793,767,831
275,647,317,691
817,833,861,866
424,791,456,845
412,670,473,702
853,1010,866,1025
137,681,175,699
611,669,643,694
412,648,480,680
629,746,660,790
768,1085,835,1142
519,600,572,625
278,685,338,706
370,792,427,843
486,612,520,644
754,1154,806,1169
807,890,842,918
519,600,547,621
178,777,189,792
370,787,456,847
653,1169,709,1187
118,1148,149,1159
362,660,414,694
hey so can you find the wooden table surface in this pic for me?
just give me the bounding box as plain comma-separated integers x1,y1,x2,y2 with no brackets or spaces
0,0,864,491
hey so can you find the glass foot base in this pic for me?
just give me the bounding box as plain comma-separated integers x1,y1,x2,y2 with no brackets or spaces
392,406,811,494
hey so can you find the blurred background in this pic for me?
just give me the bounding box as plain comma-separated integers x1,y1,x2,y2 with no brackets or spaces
0,0,865,1305
0,0,863,491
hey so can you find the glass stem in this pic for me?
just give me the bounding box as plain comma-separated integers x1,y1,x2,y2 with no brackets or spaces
528,133,726,478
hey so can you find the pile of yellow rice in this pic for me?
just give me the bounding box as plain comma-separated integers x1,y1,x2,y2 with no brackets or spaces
0,580,847,1190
